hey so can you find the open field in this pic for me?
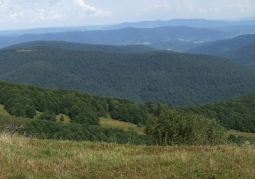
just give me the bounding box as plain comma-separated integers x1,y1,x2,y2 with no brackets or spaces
224,130,255,138
100,117,144,134
0,104,9,116
1,134,255,179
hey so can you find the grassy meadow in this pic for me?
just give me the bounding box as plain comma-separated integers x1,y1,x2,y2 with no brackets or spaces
0,133,255,179
224,130,255,138
0,104,9,116
99,117,144,134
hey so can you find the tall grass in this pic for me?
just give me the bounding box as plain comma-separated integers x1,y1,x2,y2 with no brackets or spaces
1,133,255,179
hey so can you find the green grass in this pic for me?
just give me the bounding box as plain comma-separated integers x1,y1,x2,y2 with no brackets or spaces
55,114,71,123
1,133,255,179
100,117,144,134
224,130,255,138
0,104,9,116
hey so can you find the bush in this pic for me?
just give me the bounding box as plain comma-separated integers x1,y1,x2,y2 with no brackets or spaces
39,110,56,121
144,109,224,145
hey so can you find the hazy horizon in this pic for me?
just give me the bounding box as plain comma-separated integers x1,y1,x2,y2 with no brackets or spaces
0,0,255,30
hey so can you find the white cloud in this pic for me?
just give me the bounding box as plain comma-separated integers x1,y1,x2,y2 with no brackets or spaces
50,11,64,20
73,0,111,17
31,9,47,22
187,6,195,13
30,9,67,22
9,12,24,20
197,7,207,13
223,0,255,12
153,0,170,9
214,8,221,12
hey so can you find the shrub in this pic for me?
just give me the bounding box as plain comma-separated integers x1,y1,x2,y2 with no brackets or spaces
144,109,224,145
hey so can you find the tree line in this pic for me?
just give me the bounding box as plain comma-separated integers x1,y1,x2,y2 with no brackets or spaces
0,80,230,145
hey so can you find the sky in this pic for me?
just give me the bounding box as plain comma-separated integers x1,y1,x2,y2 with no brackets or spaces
0,0,255,30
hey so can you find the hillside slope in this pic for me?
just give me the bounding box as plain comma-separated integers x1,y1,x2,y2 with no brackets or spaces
3,79,255,133
1,46,255,106
225,42,255,67
188,34,255,56
188,92,255,132
187,34,255,68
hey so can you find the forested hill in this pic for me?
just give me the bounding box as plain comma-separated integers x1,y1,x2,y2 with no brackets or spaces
0,80,152,144
2,79,255,134
187,92,255,133
5,41,156,54
225,42,255,67
2,46,255,106
0,26,227,49
188,34,255,57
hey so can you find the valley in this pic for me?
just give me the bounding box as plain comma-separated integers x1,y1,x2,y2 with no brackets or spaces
1,15,255,178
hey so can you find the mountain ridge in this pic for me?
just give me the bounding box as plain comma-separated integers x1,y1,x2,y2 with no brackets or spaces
0,26,227,49
1,44,255,106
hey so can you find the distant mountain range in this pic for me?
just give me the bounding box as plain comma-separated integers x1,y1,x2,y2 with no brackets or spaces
2,41,255,106
1,18,255,36
0,26,228,49
0,25,107,37
102,19,255,30
188,34,255,67
1,18,255,51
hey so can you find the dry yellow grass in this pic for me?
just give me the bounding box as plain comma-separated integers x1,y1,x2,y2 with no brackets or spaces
100,117,144,134
1,133,255,179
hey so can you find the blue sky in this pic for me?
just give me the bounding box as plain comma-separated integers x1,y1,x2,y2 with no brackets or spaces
0,0,255,30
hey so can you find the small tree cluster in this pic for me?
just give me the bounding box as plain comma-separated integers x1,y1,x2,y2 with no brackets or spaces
4,95,36,119
144,109,224,145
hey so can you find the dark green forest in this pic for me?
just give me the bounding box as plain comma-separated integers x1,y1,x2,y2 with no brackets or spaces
1,45,255,106
0,80,151,125
187,93,255,133
0,80,153,144
226,42,255,67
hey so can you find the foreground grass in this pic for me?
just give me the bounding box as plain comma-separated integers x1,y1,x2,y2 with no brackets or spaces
1,134,255,179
